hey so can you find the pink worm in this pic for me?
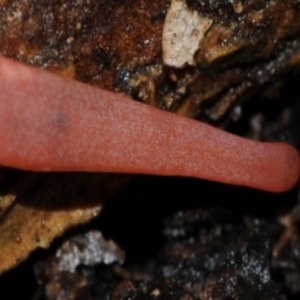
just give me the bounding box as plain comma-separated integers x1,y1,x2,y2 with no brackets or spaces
0,56,299,192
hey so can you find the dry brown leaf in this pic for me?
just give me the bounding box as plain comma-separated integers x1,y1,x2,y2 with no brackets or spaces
0,193,16,218
0,172,129,275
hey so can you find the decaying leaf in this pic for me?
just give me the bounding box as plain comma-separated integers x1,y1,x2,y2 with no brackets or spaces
0,193,16,218
0,173,129,275
1,1,300,120
162,0,213,68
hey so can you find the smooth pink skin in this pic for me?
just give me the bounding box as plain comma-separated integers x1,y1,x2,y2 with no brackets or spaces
0,56,299,192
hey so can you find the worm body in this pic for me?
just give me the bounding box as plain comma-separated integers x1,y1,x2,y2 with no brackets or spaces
0,56,299,192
